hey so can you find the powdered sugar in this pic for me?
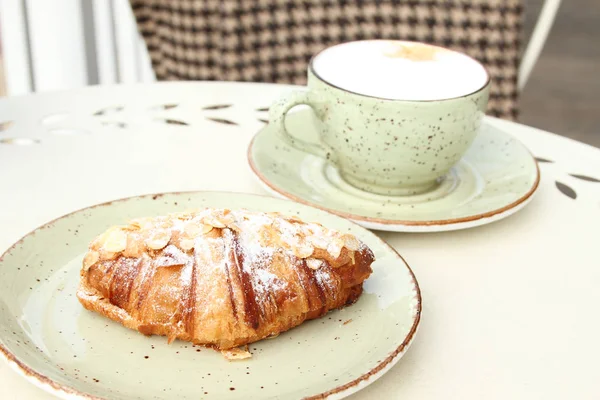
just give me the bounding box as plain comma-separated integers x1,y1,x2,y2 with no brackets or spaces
85,208,370,332
253,268,287,299
121,208,352,263
313,267,336,295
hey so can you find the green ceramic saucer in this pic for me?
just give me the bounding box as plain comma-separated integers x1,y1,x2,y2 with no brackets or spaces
248,110,540,232
0,191,420,400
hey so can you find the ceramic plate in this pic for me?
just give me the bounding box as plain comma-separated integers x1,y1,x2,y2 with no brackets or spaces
248,110,540,232
0,191,421,400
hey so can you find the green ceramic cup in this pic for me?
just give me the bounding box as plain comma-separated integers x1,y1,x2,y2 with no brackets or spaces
269,40,490,196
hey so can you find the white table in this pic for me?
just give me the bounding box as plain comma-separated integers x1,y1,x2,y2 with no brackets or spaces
1,82,599,399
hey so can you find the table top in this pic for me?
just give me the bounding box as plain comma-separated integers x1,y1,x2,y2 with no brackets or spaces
0,81,599,399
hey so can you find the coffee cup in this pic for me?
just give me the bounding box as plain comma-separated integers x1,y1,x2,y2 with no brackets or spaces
268,40,490,196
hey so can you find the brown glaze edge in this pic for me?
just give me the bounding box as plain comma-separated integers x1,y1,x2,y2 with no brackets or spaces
0,189,421,400
247,134,541,227
0,345,105,400
305,241,422,400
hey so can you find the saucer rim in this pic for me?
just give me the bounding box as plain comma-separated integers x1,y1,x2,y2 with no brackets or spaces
247,124,541,229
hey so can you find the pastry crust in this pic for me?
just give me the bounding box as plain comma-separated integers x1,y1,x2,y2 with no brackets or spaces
77,208,374,350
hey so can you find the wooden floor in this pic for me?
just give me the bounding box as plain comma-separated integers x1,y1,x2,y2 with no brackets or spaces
521,0,600,148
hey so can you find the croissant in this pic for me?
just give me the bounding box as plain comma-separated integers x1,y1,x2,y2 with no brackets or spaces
76,208,374,356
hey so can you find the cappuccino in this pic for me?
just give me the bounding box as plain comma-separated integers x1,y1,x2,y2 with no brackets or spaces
312,40,488,101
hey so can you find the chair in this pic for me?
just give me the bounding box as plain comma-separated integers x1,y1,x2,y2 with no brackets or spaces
129,0,561,121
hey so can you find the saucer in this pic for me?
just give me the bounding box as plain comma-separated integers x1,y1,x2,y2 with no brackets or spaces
247,109,540,232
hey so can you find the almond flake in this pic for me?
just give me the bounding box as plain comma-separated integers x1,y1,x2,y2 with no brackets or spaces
129,218,152,229
295,243,314,258
82,251,99,271
306,258,323,270
179,238,195,251
341,234,360,251
173,210,196,220
146,230,171,250
221,346,252,361
204,216,226,228
309,235,329,250
155,245,189,267
103,229,128,253
123,237,144,258
100,251,118,261
123,223,140,231
183,222,202,237
327,238,344,259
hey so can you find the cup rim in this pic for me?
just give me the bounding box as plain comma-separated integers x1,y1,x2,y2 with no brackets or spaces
308,39,491,102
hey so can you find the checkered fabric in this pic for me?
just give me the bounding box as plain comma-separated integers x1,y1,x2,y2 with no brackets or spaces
130,0,524,120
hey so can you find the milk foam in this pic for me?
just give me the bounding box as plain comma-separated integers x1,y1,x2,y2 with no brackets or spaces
312,41,488,101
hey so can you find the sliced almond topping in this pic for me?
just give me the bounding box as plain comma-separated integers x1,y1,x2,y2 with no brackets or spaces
341,234,360,251
123,235,144,258
100,251,118,261
123,222,141,231
129,218,152,230
183,222,202,237
327,238,344,259
82,251,99,271
173,210,196,220
295,243,314,258
201,224,213,234
306,258,323,270
204,216,226,228
224,215,242,231
145,229,171,250
218,213,237,229
103,228,128,253
287,215,303,223
221,346,252,361
179,238,195,251
309,235,329,250
155,245,189,267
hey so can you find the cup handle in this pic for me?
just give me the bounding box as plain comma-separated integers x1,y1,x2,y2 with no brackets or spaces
268,90,337,163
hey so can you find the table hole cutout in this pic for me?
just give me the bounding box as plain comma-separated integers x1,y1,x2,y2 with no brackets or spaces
151,104,178,111
569,174,600,183
202,104,231,110
206,117,238,126
159,119,189,126
93,106,124,116
49,129,89,136
0,138,39,145
0,121,14,132
41,113,69,125
555,181,577,199
101,122,127,129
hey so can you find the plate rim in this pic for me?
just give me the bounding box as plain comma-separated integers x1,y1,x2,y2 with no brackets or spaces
0,190,422,400
247,120,541,231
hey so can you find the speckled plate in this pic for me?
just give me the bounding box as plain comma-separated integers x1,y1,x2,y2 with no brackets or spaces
0,191,421,400
248,110,540,232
